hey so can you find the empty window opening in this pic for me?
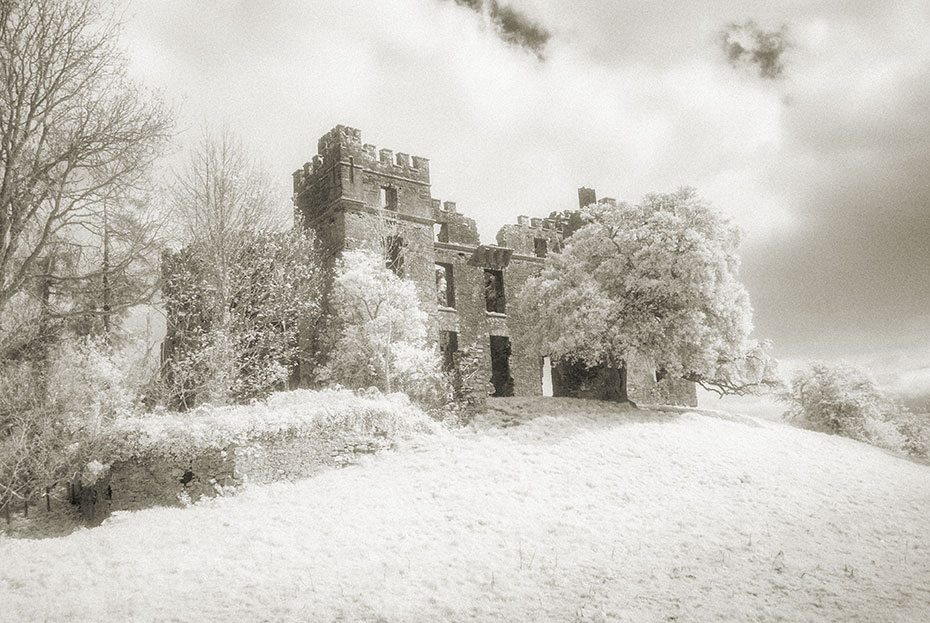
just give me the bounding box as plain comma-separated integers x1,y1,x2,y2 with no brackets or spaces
484,269,505,314
534,237,548,258
439,330,458,372
380,185,398,211
384,235,404,276
655,367,668,383
541,356,553,397
437,223,449,243
435,263,455,308
489,336,514,397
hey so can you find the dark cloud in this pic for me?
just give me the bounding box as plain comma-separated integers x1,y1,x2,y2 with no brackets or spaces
740,66,930,366
718,21,792,79
451,0,551,59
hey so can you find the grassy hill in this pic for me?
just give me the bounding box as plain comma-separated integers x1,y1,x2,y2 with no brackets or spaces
1,397,928,622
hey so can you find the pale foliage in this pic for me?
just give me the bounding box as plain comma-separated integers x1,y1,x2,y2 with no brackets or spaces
517,188,776,395
781,363,920,453
94,388,437,468
160,229,323,408
48,335,138,429
1,334,146,511
325,249,442,402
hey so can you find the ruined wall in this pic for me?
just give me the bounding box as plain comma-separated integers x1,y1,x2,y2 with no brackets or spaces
289,125,697,406
293,125,433,229
627,367,698,407
432,199,480,246
431,206,551,397
496,215,562,256
78,432,390,525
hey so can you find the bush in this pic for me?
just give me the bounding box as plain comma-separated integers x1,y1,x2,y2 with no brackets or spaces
160,229,324,409
782,363,927,458
324,250,445,408
89,388,438,468
48,336,139,427
1,335,145,517
895,410,930,458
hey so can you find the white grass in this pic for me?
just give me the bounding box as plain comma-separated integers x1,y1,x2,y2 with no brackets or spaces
2,397,929,622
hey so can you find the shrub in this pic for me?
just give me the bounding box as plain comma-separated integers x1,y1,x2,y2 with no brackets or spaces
160,229,324,409
782,363,926,457
324,250,445,407
894,410,930,459
89,388,438,468
48,336,139,428
1,335,145,517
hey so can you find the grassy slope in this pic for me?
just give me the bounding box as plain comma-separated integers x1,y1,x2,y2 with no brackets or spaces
1,397,928,622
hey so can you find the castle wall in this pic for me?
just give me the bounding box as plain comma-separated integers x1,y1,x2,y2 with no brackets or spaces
342,210,436,315
500,256,546,396
290,125,697,407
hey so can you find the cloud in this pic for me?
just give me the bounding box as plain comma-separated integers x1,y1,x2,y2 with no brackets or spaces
119,0,930,396
450,0,551,58
718,21,792,79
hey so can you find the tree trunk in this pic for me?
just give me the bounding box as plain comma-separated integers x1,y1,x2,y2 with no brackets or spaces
383,324,393,394
102,201,112,338
551,360,629,403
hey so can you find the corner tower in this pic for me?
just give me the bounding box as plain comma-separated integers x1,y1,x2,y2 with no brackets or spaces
292,125,437,304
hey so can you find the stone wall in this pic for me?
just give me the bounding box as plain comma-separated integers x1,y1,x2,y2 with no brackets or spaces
288,125,698,406
77,431,389,525
626,355,699,407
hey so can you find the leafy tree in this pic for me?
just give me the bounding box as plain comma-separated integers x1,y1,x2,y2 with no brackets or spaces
324,249,442,402
518,188,776,401
0,0,171,333
160,229,323,408
0,0,170,521
169,126,288,315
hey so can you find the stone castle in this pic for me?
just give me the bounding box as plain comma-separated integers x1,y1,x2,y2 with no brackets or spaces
292,125,696,406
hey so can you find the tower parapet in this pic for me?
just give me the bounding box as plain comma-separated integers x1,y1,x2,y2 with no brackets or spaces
432,197,479,245
496,213,563,258
293,125,434,228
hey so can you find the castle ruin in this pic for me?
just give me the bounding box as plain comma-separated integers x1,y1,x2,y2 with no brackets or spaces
292,125,697,406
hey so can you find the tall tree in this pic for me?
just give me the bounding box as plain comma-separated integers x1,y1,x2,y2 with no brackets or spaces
165,128,298,406
0,0,172,338
324,249,440,401
169,127,288,319
517,188,777,400
160,229,324,409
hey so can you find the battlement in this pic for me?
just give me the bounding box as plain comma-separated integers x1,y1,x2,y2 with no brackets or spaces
301,125,430,185
431,197,479,245
512,215,561,232
496,213,564,257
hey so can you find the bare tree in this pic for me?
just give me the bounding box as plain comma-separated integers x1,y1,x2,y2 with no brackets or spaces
169,127,288,316
0,0,172,337
167,127,291,405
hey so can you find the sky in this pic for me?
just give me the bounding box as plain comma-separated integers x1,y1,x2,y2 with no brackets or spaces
119,0,930,405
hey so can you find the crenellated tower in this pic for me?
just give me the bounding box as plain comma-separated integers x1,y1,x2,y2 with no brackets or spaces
287,125,697,406
292,125,437,306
